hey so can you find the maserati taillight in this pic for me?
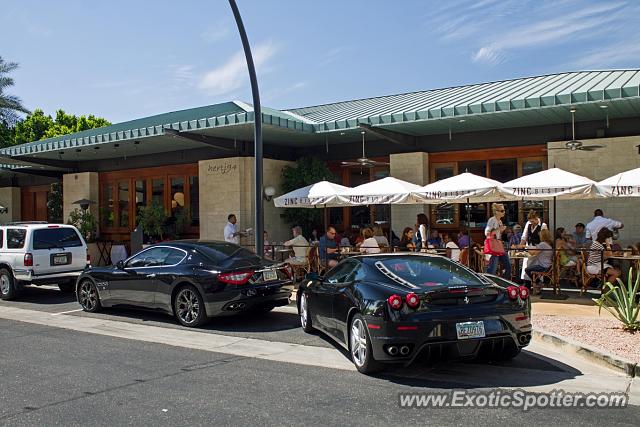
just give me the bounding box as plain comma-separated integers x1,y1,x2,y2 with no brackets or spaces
218,271,253,285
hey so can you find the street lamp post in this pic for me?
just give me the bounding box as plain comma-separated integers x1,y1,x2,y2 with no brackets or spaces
228,0,263,256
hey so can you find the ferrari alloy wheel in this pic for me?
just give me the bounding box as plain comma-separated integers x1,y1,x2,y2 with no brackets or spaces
349,313,381,374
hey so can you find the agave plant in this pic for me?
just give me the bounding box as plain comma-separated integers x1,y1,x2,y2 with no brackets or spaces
593,268,640,332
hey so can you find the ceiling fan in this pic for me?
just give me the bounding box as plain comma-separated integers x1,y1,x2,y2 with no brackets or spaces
341,131,390,168
547,108,604,152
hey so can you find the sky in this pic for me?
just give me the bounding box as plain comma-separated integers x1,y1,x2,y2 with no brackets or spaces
2,0,639,123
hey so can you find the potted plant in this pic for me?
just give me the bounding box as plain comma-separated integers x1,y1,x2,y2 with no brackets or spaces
67,208,99,264
137,202,167,244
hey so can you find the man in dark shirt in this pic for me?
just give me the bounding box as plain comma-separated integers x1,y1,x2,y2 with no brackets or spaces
319,226,340,268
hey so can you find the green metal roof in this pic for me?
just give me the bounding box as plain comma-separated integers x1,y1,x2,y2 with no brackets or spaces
2,69,639,161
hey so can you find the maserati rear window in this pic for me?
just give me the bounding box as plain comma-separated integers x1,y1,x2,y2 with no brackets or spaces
374,256,484,288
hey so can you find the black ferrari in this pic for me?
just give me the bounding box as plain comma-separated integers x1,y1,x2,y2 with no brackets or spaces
297,253,532,374
76,240,294,327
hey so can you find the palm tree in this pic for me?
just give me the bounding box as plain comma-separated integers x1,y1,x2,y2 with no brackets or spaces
0,56,30,124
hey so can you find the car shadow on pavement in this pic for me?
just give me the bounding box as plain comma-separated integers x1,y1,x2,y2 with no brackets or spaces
373,350,583,389
2,285,77,305
88,307,303,333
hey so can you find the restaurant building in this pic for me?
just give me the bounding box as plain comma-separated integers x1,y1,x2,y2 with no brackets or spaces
1,70,639,246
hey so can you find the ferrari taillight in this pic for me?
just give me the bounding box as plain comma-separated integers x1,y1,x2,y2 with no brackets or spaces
506,285,519,301
518,285,529,300
405,292,420,309
218,271,253,285
387,294,403,310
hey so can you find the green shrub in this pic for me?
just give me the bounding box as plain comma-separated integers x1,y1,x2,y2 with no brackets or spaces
593,268,640,332
67,208,97,243
137,203,167,242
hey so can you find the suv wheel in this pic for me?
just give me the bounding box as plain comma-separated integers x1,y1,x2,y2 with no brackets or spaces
0,268,19,301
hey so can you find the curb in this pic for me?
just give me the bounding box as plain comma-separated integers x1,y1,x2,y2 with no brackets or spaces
533,328,639,377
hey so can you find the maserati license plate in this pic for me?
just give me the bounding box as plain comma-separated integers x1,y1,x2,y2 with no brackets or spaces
456,321,485,339
263,270,278,281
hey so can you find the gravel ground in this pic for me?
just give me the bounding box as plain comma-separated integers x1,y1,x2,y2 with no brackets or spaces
533,314,640,363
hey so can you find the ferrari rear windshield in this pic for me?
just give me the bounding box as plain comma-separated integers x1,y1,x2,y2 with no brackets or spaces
374,256,485,288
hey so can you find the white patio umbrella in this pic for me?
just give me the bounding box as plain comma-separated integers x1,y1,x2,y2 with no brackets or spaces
596,167,640,197
337,176,423,205
500,167,598,235
499,167,597,200
273,181,350,208
415,172,509,204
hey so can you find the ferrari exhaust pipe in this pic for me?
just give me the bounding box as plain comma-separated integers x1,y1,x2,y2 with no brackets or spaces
237,303,246,309
388,346,399,356
400,346,410,356
518,334,531,344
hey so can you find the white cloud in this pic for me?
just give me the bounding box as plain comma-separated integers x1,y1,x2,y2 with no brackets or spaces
198,41,278,96
201,24,230,43
471,46,503,65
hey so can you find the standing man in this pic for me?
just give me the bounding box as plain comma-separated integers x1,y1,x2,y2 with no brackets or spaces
585,209,623,240
319,226,340,268
224,214,245,244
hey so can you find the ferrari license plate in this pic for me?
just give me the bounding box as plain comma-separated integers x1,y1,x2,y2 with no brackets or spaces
456,321,485,339
263,270,278,281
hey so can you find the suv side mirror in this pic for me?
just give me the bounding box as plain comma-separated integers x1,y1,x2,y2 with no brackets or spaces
116,260,125,270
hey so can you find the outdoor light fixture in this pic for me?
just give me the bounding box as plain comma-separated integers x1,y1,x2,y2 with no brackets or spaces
72,198,95,211
264,185,276,201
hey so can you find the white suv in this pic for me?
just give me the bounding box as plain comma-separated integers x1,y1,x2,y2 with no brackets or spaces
0,222,89,300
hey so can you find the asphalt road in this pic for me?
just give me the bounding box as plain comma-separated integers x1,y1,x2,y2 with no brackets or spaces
0,285,638,426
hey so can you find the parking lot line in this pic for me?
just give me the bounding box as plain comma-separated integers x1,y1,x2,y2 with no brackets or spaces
51,308,84,316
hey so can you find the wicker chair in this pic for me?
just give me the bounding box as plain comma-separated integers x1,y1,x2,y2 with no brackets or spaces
556,253,580,290
580,251,601,294
530,253,556,295
308,245,328,275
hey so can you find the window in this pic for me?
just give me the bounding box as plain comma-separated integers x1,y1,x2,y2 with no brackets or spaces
126,247,176,268
164,248,186,265
7,229,26,249
0,230,3,248
100,164,199,235
375,256,483,288
189,176,199,226
118,181,129,228
489,159,517,182
135,179,147,223
33,228,83,250
459,160,486,177
152,178,164,207
103,183,114,227
325,260,358,284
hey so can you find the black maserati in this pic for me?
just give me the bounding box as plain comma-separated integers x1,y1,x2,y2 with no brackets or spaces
76,241,294,327
297,253,532,374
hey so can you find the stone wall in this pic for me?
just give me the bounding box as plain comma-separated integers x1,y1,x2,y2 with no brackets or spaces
62,172,99,226
389,152,429,235
548,135,640,245
198,157,294,245
0,187,21,223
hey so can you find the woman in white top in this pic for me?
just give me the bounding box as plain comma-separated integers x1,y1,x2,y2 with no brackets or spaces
443,233,460,262
484,203,511,277
415,213,428,250
372,224,389,247
518,210,548,280
359,227,381,254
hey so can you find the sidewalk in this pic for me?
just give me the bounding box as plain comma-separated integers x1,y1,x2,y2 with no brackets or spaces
531,294,639,376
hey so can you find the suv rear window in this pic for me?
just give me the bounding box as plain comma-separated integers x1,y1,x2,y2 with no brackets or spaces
33,228,83,250
7,229,26,249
